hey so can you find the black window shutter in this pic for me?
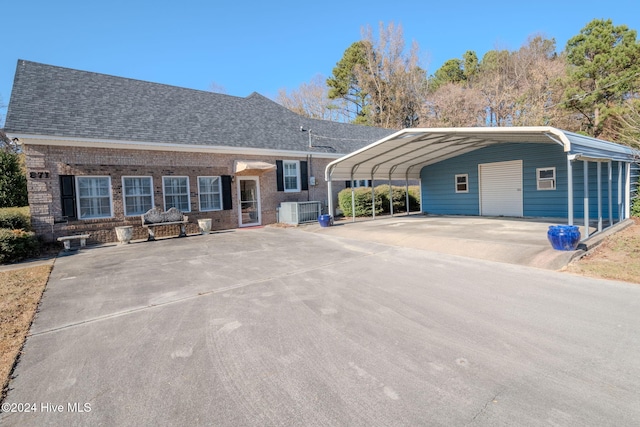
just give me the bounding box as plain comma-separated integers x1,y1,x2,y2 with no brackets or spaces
276,160,284,191
345,180,351,188
300,161,308,191
221,175,232,210
60,175,77,220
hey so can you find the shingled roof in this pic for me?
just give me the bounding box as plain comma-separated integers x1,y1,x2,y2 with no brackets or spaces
5,60,395,155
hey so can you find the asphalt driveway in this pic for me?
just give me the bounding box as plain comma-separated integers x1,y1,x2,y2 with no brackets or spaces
2,226,640,426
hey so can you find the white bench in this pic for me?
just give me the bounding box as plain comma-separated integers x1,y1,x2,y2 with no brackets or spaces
141,207,189,241
57,234,90,251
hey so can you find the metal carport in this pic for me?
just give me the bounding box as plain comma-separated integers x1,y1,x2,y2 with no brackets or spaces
325,127,638,239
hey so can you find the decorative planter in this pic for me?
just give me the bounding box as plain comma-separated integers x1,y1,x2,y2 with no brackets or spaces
318,214,332,228
115,226,134,244
198,219,212,235
547,225,581,251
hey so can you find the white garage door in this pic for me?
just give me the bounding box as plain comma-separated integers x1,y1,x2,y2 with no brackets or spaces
479,160,523,217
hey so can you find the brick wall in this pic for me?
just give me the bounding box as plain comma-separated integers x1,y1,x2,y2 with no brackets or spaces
24,144,345,243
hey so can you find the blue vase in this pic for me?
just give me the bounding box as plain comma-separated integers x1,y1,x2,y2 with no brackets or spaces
547,225,581,251
318,214,332,227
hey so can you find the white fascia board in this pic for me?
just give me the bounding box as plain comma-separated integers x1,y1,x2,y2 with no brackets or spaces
9,133,343,159
324,126,570,181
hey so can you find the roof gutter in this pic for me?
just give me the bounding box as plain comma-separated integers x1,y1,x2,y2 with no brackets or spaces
8,133,343,159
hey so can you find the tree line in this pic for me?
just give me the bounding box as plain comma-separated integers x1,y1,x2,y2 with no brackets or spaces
277,19,640,147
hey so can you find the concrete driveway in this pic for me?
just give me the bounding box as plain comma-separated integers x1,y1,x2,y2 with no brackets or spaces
2,226,640,426
309,214,618,270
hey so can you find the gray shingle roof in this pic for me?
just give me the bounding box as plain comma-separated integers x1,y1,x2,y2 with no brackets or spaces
5,60,395,154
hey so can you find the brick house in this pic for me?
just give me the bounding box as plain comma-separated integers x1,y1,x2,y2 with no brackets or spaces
5,60,394,243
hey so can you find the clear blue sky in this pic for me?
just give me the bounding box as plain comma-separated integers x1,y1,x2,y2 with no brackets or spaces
1,0,639,125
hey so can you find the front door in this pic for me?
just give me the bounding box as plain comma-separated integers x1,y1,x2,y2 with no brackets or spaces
238,176,261,227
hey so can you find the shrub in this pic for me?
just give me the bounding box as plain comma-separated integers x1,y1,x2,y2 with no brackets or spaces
0,229,40,263
338,187,384,217
0,206,31,230
632,195,640,218
0,151,28,208
338,185,420,217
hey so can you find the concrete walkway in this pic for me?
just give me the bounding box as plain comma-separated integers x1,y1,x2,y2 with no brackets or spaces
2,227,640,426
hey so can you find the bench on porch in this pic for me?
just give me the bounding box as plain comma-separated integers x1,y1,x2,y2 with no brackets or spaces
57,234,90,251
141,207,189,241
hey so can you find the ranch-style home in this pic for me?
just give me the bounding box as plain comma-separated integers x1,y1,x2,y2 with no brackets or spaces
4,60,394,243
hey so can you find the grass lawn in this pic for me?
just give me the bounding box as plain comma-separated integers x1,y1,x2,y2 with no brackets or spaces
0,265,51,400
566,218,640,284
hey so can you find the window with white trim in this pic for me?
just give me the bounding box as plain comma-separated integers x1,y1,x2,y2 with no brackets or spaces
122,176,154,216
455,174,469,193
537,167,556,190
198,176,222,211
76,176,113,219
163,176,190,212
283,160,300,192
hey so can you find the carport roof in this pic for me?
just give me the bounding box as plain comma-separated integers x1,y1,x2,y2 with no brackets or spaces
325,126,639,180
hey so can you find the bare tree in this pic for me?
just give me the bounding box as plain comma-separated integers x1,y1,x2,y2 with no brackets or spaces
276,74,343,121
423,83,485,127
355,22,428,129
208,82,228,94
0,95,20,153
612,100,640,149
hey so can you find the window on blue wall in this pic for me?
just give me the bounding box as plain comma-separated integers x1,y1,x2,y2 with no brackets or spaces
536,167,556,190
455,174,468,193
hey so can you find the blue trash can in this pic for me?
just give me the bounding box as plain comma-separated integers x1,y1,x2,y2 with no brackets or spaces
318,214,332,227
547,225,581,251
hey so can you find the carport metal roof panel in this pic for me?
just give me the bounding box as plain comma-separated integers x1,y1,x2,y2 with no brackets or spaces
326,126,638,180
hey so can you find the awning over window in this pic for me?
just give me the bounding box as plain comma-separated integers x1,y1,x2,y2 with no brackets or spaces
234,160,277,176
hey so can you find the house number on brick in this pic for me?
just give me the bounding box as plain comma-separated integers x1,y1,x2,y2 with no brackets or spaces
29,171,50,179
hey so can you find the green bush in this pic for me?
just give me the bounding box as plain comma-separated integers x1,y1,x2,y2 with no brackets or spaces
0,206,31,230
338,187,384,217
631,195,640,218
0,228,40,263
338,185,420,217
0,150,28,208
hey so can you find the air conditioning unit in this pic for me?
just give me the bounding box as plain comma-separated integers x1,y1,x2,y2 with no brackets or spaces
279,201,322,225
538,179,555,190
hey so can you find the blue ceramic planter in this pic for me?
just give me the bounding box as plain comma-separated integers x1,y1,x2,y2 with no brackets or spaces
318,214,332,227
547,225,581,251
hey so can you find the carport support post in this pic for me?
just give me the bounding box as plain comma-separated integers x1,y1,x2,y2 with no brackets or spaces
618,162,623,221
405,178,410,216
608,161,613,227
625,162,631,220
327,178,333,218
351,176,356,223
567,155,574,226
583,161,590,239
597,162,602,233
371,175,376,220
389,175,393,217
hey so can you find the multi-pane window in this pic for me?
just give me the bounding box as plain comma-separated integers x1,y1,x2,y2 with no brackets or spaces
455,174,469,193
76,176,112,219
122,177,153,216
284,160,300,192
198,176,222,211
163,176,190,212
